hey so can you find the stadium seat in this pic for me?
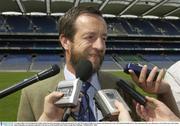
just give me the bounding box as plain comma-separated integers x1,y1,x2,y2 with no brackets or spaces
31,16,57,33
6,15,32,33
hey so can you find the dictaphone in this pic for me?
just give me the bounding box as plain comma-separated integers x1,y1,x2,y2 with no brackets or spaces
94,89,130,120
124,63,159,80
55,79,82,107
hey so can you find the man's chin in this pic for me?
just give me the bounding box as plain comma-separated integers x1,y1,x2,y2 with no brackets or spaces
88,59,101,72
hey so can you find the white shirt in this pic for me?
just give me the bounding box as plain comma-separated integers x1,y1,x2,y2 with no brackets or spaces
63,65,103,121
164,61,180,111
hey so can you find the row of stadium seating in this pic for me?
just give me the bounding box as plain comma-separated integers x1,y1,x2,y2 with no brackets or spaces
0,15,180,35
0,54,179,72
1,41,180,51
113,54,179,69
0,15,57,33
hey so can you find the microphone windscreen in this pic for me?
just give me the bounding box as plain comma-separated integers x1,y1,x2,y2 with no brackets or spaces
75,59,93,82
38,64,60,80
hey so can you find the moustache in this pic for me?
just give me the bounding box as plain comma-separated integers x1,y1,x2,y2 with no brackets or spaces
88,50,104,57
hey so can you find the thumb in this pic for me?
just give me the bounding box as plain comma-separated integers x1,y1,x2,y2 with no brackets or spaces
145,96,162,107
114,100,125,111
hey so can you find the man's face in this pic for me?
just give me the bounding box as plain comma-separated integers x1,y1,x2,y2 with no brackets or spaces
70,13,107,73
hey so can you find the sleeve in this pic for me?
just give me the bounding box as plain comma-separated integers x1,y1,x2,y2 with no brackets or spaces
17,89,36,121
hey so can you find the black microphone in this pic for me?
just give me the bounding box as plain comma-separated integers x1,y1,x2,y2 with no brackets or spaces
116,79,147,106
0,64,60,99
75,59,93,81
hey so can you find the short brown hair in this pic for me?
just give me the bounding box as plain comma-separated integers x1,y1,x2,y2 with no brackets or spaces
58,6,103,41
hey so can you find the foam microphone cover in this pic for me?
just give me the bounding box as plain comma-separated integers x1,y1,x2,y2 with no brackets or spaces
75,59,93,82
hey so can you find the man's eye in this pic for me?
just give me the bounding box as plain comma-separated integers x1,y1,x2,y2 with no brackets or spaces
102,37,107,41
85,36,94,40
88,36,93,39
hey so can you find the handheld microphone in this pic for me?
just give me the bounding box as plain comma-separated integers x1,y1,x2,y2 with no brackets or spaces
0,64,60,99
116,79,147,106
75,59,93,81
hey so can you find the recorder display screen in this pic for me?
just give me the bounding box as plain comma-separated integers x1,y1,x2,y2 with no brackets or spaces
106,92,115,99
57,86,73,98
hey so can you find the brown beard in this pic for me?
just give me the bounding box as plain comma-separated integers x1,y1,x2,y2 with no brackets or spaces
70,46,104,73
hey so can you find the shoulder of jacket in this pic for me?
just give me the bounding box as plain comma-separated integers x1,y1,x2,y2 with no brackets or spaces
22,71,64,94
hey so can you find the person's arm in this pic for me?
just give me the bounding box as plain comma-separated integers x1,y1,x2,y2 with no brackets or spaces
136,96,180,121
114,100,132,121
129,65,180,118
38,92,64,121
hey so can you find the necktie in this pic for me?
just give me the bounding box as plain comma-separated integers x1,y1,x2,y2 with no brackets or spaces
78,82,96,121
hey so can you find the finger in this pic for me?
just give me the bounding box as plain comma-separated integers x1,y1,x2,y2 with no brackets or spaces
139,65,148,85
45,91,64,103
157,68,166,81
146,66,158,85
132,99,137,107
128,69,139,84
140,105,149,121
145,96,162,107
154,68,166,92
136,103,144,119
114,100,126,111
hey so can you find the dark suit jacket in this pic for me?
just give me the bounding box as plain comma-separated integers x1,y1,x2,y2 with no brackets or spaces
17,69,139,121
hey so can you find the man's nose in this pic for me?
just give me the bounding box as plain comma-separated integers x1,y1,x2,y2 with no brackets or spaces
92,37,105,50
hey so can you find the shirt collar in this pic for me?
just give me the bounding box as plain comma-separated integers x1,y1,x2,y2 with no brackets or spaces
64,64,101,90
64,65,76,80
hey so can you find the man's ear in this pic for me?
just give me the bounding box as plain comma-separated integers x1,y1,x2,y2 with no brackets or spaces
59,34,71,50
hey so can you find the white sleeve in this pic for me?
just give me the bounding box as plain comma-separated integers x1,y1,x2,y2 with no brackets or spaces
164,61,180,111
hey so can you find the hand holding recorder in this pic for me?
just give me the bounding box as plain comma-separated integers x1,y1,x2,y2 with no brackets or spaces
124,63,169,94
38,92,65,121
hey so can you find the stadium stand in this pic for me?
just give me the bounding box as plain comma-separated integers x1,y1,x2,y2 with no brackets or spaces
0,0,180,71
124,18,162,35
101,55,120,70
148,19,179,35
0,54,31,71
0,15,180,71
5,15,32,33
30,16,57,33
0,16,6,32
141,54,174,69
30,54,63,71
166,54,180,62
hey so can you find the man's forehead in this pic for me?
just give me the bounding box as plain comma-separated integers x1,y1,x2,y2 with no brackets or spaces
75,13,105,23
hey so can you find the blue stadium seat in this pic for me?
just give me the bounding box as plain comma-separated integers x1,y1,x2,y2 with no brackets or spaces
0,54,32,71
142,54,173,68
31,54,62,71
6,15,32,33
119,19,138,34
149,19,178,35
101,55,120,70
126,18,162,35
31,16,57,33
